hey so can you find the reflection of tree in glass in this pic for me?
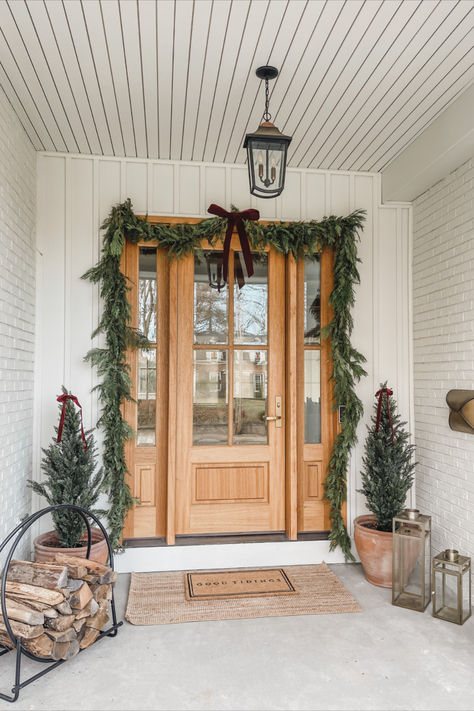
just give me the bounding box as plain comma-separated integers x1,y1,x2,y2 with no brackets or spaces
304,291,321,341
194,284,227,341
235,285,267,340
139,278,156,341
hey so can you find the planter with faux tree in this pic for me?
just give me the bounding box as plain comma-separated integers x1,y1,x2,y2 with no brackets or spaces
354,386,415,587
28,391,108,564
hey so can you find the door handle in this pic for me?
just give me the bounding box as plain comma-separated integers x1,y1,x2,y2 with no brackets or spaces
265,396,282,428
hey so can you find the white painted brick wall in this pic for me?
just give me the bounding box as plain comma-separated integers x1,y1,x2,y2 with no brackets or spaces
0,87,36,552
413,157,474,559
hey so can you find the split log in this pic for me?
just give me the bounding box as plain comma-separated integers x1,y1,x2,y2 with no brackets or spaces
57,560,88,580
6,560,68,590
51,638,79,661
3,600,45,626
74,598,99,620
4,582,64,606
56,600,72,615
22,633,54,658
54,555,115,584
6,595,58,618
69,582,93,610
66,579,83,593
90,584,110,603
0,615,44,640
45,614,75,632
79,627,100,649
72,618,86,635
86,602,109,631
43,627,77,643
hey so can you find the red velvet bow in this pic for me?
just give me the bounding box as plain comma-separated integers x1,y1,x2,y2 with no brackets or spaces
207,204,260,283
57,394,88,451
375,387,394,444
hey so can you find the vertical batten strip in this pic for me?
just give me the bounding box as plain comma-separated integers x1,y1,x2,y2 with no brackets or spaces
63,155,72,389
91,158,100,430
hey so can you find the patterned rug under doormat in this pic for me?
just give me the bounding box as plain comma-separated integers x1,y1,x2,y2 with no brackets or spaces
125,563,361,625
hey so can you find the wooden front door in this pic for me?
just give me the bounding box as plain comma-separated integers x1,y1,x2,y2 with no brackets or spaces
121,218,339,544
174,240,286,535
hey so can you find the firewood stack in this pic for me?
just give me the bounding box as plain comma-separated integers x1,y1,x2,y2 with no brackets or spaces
0,554,117,661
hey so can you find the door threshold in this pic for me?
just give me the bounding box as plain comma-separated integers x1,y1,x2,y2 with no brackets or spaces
122,531,330,548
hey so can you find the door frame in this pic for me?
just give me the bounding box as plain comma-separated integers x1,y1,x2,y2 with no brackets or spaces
122,215,339,545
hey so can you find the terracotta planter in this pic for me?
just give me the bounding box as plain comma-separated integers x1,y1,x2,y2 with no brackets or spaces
34,528,109,565
354,514,393,588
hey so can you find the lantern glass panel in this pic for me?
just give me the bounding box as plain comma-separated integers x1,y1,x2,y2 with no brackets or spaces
392,510,431,612
246,137,288,199
432,551,471,625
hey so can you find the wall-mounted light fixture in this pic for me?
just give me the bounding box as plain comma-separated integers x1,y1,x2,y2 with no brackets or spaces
446,389,474,434
243,66,292,199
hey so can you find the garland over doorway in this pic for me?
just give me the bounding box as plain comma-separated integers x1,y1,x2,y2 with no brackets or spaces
83,199,366,557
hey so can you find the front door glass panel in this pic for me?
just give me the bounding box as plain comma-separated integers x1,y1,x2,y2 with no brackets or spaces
193,350,228,445
194,252,228,345
234,253,268,345
233,350,268,445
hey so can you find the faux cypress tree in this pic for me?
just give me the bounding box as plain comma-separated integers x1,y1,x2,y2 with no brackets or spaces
28,389,105,548
358,385,415,532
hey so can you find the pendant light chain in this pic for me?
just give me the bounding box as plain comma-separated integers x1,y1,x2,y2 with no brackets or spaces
263,77,271,121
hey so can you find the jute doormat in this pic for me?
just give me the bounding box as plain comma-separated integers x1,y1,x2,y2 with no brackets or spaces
125,563,361,625
184,568,298,600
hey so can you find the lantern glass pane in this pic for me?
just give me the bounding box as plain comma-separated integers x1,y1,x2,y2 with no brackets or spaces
462,567,471,623
246,136,288,197
434,568,460,623
392,514,431,612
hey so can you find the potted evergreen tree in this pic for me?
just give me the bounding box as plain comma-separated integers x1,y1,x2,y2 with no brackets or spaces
28,390,108,563
354,385,415,587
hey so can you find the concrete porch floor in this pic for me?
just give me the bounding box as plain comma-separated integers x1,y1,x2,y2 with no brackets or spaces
1,563,473,711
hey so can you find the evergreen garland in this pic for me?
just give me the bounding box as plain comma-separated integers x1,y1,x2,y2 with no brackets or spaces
83,199,366,554
28,390,105,548
359,385,416,532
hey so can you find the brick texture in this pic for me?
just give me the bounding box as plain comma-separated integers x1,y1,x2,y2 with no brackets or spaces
0,88,36,548
413,157,474,558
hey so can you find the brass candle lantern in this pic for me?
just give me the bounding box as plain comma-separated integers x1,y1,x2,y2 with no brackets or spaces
392,509,431,612
432,549,471,625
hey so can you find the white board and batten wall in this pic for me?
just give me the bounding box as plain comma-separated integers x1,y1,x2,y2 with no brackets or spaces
35,153,413,572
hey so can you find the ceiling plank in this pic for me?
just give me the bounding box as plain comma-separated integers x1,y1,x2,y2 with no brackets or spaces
191,0,233,161
117,0,149,158
137,0,159,159
180,0,213,161
43,0,103,156
99,0,137,158
156,0,175,159
24,0,91,154
60,0,114,155
169,0,194,160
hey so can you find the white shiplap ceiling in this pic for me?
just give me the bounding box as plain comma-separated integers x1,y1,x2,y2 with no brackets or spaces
0,0,473,172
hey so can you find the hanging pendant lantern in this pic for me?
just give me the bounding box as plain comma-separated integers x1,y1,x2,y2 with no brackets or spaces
243,66,292,199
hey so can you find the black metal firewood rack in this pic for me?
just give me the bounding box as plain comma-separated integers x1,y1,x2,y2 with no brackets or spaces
0,505,122,703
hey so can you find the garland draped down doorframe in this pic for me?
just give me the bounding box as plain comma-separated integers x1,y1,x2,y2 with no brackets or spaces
82,199,367,557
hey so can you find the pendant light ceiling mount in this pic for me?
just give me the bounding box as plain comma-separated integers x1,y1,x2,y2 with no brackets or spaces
243,66,292,200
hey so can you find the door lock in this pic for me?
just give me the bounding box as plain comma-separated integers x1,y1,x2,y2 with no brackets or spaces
265,396,282,428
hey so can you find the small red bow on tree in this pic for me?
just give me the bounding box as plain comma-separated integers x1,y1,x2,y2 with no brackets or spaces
375,387,394,444
207,204,260,284
56,394,88,451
